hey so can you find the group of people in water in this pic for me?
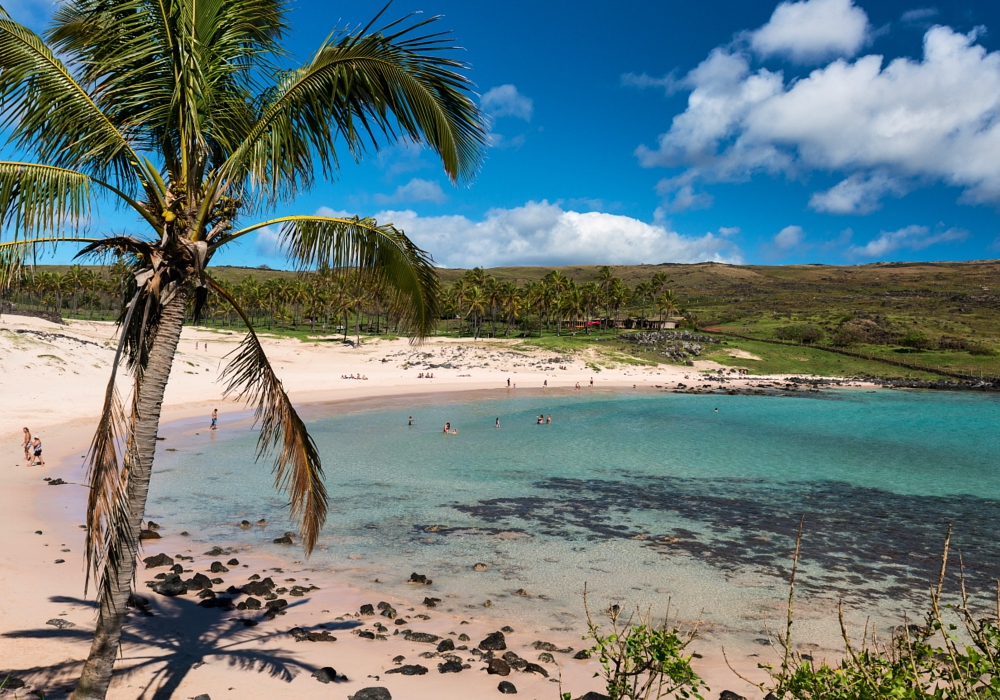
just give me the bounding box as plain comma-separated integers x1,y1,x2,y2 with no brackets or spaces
21,427,43,466
341,374,369,380
421,414,552,434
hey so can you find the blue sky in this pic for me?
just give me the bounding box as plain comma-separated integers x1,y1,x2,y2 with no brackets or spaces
15,0,1000,268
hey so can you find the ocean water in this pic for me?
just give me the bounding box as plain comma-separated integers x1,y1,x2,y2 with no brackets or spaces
148,388,1000,643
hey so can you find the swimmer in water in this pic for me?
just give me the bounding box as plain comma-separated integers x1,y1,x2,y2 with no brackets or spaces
408,416,413,426
495,417,500,429
546,414,552,424
443,422,451,433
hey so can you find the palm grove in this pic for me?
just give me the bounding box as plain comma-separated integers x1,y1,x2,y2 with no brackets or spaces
0,1,487,698
4,264,692,339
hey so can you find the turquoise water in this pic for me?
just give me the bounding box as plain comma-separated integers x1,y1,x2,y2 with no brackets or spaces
148,388,1000,640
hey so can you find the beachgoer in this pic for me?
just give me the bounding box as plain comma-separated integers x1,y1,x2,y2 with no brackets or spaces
537,415,543,425
22,427,32,462
575,382,580,390
195,342,199,350
589,377,593,387
31,437,44,466
495,417,500,429
714,408,718,413
450,428,458,435
507,378,510,388
546,414,552,424
211,409,218,430
408,416,414,426
543,379,547,388
443,422,450,434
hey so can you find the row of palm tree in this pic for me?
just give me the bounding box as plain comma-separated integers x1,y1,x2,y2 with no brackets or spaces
443,266,687,338
4,263,692,338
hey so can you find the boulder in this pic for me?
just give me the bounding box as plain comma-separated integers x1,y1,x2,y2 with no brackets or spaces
204,547,225,557
720,693,747,700
209,561,229,573
185,573,213,591
503,652,528,671
152,573,187,597
139,529,160,540
385,664,427,676
423,597,441,608
473,562,489,571
498,680,517,694
311,667,338,683
265,598,288,611
170,564,184,574
533,640,573,653
437,659,463,673
289,627,337,643
244,597,261,610
573,649,591,659
240,520,252,529
575,694,612,700
227,558,240,566
406,572,432,585
193,695,211,700
273,535,293,545
486,658,510,676
479,631,506,651
405,632,440,644
436,638,455,652
351,689,391,700
143,553,174,569
522,662,549,677
359,604,375,616
242,578,275,596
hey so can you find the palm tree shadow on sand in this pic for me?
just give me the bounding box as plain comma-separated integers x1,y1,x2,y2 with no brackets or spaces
2,594,352,699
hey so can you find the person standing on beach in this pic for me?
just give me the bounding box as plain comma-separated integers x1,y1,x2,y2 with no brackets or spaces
507,377,510,388
543,379,548,388
22,427,32,463
31,437,44,466
589,377,593,387
210,409,218,431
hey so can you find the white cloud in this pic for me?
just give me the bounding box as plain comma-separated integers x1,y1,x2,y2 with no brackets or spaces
637,24,1000,213
621,71,681,93
774,225,804,249
901,8,938,23
849,224,967,257
719,226,741,236
357,201,741,268
750,0,870,64
809,172,905,214
373,178,447,205
254,226,283,258
481,85,533,121
488,132,526,150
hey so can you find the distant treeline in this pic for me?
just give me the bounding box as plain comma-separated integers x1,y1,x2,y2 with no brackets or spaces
1,263,694,339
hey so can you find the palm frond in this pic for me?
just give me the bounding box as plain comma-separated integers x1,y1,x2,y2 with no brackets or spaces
220,215,440,339
220,12,487,204
0,15,144,191
0,162,91,237
209,276,327,554
83,290,142,605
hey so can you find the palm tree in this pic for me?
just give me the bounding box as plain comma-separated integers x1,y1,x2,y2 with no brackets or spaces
656,290,679,323
0,4,485,699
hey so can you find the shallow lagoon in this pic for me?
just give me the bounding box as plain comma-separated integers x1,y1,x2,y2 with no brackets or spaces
149,388,1000,643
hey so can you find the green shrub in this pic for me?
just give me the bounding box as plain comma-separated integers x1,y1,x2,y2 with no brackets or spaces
968,342,998,356
775,324,824,344
832,324,867,346
900,331,934,349
562,586,706,700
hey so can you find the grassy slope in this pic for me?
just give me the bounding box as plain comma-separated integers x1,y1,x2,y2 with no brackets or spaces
31,260,1000,378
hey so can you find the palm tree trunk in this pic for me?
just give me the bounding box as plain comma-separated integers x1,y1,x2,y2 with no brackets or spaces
72,291,188,700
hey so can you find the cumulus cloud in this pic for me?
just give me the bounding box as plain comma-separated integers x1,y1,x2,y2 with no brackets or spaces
750,0,870,64
373,178,447,205
849,224,967,258
354,201,741,268
636,23,1000,213
774,225,804,249
481,85,533,121
254,226,283,257
809,172,905,214
901,8,938,23
621,71,681,93
719,226,741,236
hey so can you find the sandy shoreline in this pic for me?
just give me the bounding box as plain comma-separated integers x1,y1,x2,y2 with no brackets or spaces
1,314,868,699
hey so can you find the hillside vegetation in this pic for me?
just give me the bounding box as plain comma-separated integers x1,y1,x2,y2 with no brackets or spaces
6,260,999,379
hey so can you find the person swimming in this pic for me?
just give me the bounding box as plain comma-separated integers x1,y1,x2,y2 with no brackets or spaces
537,414,544,424
546,414,552,424
495,417,500,429
443,422,451,433
408,416,414,426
